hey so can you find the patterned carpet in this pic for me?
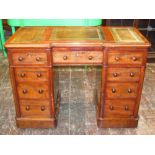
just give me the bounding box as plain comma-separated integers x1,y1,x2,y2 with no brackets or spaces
0,52,155,135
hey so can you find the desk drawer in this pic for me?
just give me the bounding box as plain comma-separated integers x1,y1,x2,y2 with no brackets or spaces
17,83,49,99
107,67,141,82
104,100,135,117
107,51,144,65
15,68,49,82
11,50,48,66
53,51,103,64
106,82,138,99
20,100,50,118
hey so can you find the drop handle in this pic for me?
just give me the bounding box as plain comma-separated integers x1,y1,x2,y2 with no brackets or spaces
132,56,137,61
115,56,120,61
22,89,27,94
113,73,118,77
63,56,68,60
88,56,93,60
41,106,45,111
36,57,41,61
128,88,132,93
37,72,42,77
38,89,44,94
112,88,116,93
124,105,129,111
109,105,114,111
18,57,24,61
25,106,30,111
130,72,135,77
20,73,26,77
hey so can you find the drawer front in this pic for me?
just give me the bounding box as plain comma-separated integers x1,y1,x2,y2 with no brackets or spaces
15,68,49,82
11,51,48,65
17,83,49,99
53,51,103,64
108,51,144,65
107,67,141,81
106,83,138,99
20,100,50,118
104,100,135,117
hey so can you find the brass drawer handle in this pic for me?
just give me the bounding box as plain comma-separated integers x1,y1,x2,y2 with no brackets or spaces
20,73,26,78
41,106,45,111
18,57,24,61
132,56,137,61
88,56,93,60
113,73,118,77
112,88,116,93
124,105,129,111
37,72,42,77
130,72,135,77
115,56,120,61
128,88,132,93
63,56,68,60
38,89,44,94
22,89,27,94
36,57,41,61
25,105,30,111
109,105,114,111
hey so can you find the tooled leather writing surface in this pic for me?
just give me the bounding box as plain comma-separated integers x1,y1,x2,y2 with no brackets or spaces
10,27,46,43
6,26,106,48
110,27,144,43
5,26,150,47
50,26,103,40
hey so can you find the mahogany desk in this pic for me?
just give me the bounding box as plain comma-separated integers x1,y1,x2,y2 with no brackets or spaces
5,26,150,128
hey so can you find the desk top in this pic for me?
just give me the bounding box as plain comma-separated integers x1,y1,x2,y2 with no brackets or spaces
5,26,150,48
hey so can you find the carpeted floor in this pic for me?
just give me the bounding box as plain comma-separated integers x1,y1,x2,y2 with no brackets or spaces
0,52,155,135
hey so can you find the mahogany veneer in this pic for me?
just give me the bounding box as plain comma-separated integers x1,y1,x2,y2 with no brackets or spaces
5,26,150,128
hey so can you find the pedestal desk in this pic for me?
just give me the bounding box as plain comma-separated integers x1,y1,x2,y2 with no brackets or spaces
5,26,150,128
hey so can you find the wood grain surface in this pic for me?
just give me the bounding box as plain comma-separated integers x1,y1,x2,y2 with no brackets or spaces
5,26,151,128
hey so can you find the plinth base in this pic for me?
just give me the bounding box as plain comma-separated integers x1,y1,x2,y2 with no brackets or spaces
97,117,138,128
16,117,57,128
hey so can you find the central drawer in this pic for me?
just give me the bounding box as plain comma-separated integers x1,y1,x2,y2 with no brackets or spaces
53,51,103,64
